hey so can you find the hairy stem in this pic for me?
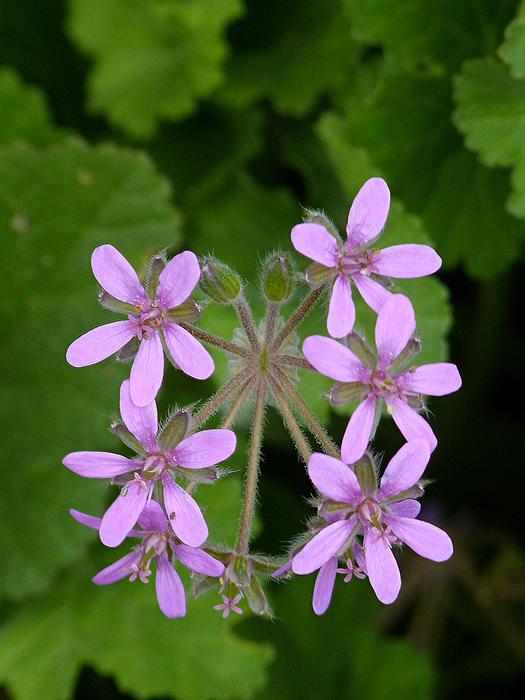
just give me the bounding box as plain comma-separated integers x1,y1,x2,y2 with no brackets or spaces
269,375,312,464
179,322,250,358
235,298,259,350
192,367,254,431
236,378,266,555
273,367,340,458
271,286,323,351
264,303,279,345
221,374,254,429
276,354,311,369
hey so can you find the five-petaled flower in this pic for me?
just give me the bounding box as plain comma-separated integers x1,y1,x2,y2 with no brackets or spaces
71,500,224,618
303,293,462,464
291,440,453,610
63,380,236,548
291,178,442,338
66,244,214,406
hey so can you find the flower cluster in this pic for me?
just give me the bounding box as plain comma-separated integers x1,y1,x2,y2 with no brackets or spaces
64,177,461,619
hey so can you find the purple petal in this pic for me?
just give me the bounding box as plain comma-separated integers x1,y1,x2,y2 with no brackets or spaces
327,275,356,338
63,451,139,478
378,439,431,500
312,556,338,615
173,544,224,577
172,429,236,468
272,560,292,578
119,379,158,449
346,178,390,248
373,244,442,278
99,479,151,547
290,223,339,267
302,335,364,382
157,251,200,309
163,323,214,380
364,527,401,604
155,553,186,618
403,363,462,397
388,499,421,519
375,294,415,366
292,519,355,575
163,476,208,547
386,516,453,562
341,395,378,464
389,398,437,452
137,500,168,532
66,320,135,367
130,331,164,407
92,552,140,585
69,509,102,531
353,274,392,313
91,244,145,304
307,453,362,504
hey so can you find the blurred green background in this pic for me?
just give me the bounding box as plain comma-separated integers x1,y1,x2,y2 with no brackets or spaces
1,1,524,698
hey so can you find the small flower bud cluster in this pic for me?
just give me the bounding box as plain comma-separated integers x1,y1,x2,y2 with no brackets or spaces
63,177,461,619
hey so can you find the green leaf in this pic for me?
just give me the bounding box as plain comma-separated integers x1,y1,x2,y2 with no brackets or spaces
67,0,243,137
254,574,435,699
0,140,180,600
220,0,357,115
0,559,273,700
0,67,65,146
344,0,515,72
499,0,525,78
453,57,525,168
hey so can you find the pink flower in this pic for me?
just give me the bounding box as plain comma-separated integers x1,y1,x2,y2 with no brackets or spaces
213,594,243,619
63,380,237,548
71,500,224,619
303,294,461,463
291,178,441,337
66,245,214,406
292,440,453,609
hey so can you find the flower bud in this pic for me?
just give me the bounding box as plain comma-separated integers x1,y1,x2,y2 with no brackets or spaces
199,257,242,304
157,410,189,451
261,253,294,303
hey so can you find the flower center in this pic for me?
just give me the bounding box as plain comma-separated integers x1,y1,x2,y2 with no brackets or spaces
142,453,167,477
339,246,377,277
368,368,400,397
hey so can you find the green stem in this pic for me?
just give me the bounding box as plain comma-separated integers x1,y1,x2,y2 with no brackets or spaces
192,367,254,431
235,298,259,350
275,354,311,370
179,322,249,358
236,378,267,555
271,286,323,351
273,367,340,458
221,374,254,429
269,375,312,464
264,303,279,345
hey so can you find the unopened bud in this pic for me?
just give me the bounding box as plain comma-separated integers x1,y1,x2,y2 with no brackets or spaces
199,258,242,304
261,253,294,303
157,410,189,451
